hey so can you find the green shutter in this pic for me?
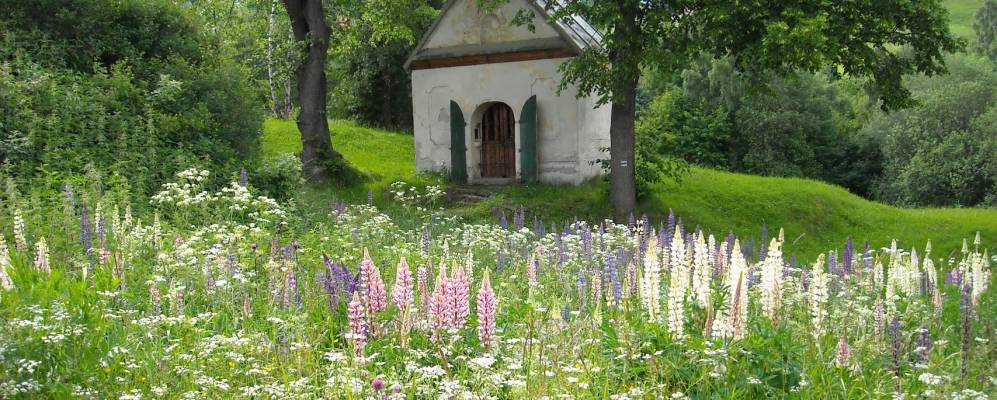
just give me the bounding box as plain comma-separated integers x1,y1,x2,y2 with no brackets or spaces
519,95,538,182
449,101,467,184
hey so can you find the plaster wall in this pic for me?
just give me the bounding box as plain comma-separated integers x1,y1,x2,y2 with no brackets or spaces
411,57,610,185
423,0,560,49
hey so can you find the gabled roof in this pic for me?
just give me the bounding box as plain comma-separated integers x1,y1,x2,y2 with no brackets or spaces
404,0,603,70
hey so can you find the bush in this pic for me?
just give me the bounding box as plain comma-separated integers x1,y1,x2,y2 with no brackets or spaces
0,0,263,196
250,154,303,202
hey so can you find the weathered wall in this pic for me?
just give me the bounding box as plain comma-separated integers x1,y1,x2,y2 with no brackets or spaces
411,57,611,185
423,0,560,49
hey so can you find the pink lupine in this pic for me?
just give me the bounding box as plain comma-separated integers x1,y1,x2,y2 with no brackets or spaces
393,257,415,346
476,269,497,349
526,255,539,286
392,257,414,310
360,249,387,315
449,262,470,329
417,262,430,318
428,276,449,342
347,291,367,358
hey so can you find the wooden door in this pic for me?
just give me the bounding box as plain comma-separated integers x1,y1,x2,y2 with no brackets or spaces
449,101,467,183
480,103,515,178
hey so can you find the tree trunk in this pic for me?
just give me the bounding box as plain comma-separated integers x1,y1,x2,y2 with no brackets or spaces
266,0,279,116
609,76,638,222
283,0,340,183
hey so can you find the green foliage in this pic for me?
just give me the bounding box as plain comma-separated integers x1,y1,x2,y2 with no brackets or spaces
861,54,997,207
250,153,303,202
0,0,263,196
636,91,732,169
975,0,997,66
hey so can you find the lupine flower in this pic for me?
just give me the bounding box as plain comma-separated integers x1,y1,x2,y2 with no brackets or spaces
591,269,603,306
835,337,852,369
960,283,972,381
916,326,932,366
321,255,340,308
641,241,661,321
172,287,185,316
513,206,525,231
13,207,28,253
843,236,854,275
759,238,784,322
80,203,93,254
476,269,497,349
723,239,749,340
421,225,430,255
0,235,12,290
527,254,539,287
759,223,768,260
347,291,368,358
626,259,638,300
417,263,430,317
392,257,414,311
605,251,622,308
691,232,711,307
449,261,470,329
890,317,902,378
149,285,162,315
498,209,508,230
34,237,50,274
428,264,449,342
809,254,829,337
360,249,387,315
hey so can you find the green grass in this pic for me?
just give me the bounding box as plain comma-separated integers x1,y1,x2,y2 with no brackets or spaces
262,118,997,262
944,0,985,39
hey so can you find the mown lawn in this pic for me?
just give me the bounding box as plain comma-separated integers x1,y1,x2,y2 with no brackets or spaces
262,118,997,262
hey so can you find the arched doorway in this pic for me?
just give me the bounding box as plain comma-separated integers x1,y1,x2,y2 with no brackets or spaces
479,103,516,178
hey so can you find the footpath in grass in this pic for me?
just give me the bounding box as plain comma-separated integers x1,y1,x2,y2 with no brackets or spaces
262,118,997,261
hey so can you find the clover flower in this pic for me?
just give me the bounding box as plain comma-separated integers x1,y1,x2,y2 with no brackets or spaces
476,269,497,349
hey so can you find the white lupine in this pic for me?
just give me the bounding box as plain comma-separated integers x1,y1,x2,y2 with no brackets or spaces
924,257,938,292
0,234,12,290
666,268,685,338
669,228,686,278
723,239,749,340
759,238,784,321
12,207,28,253
809,254,829,338
691,232,711,308
34,237,50,274
971,250,988,304
874,259,885,290
641,240,661,322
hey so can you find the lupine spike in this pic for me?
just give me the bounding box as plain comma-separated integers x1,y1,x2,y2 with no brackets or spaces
476,269,497,349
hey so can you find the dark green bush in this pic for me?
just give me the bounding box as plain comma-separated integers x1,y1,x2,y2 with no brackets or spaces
0,0,263,196
250,153,303,202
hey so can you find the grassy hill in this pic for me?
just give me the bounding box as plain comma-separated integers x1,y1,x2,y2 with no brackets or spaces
944,0,985,39
262,119,997,262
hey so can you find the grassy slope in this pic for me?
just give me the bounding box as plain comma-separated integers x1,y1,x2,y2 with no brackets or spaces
944,0,984,39
262,119,997,262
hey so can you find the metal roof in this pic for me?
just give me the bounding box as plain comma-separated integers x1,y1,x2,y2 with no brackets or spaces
404,0,603,70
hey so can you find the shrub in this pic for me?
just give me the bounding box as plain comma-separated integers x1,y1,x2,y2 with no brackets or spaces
250,153,303,202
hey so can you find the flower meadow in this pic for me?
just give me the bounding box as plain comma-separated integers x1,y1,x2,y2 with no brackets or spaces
0,169,995,399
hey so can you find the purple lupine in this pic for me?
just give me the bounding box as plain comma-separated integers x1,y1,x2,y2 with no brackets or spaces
641,213,650,237
843,237,854,275
890,317,902,378
627,213,636,233
759,223,768,260
322,254,341,308
64,182,76,208
80,203,93,253
961,283,973,381
863,241,872,272
239,168,248,187
916,326,932,365
827,250,838,275
557,238,568,266
604,251,621,308
513,206,525,231
498,209,508,230
533,216,543,236
421,225,430,256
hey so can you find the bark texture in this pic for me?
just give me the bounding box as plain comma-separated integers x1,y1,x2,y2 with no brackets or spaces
608,77,638,222
283,0,340,183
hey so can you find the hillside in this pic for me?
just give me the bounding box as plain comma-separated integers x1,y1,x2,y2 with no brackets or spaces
944,0,985,38
262,119,997,262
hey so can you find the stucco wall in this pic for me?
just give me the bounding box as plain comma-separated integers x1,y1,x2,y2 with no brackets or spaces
423,0,559,49
411,57,611,185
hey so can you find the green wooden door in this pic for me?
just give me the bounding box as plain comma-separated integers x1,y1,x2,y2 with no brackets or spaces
519,95,538,182
449,101,467,184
